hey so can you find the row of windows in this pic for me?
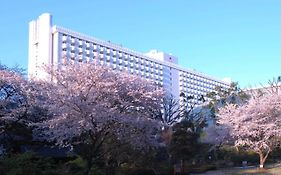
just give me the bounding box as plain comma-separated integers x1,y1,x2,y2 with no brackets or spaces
62,45,163,70
62,53,164,76
179,80,215,89
179,98,204,106
60,33,226,95
108,65,164,86
180,72,211,82
179,77,226,89
180,85,212,94
180,93,205,100
64,57,164,83
60,34,164,69
179,72,227,88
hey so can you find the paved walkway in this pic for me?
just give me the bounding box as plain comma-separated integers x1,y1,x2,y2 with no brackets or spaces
190,163,281,175
190,166,256,175
190,170,226,175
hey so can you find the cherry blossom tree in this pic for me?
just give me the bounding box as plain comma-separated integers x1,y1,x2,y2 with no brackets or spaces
217,93,281,168
34,62,164,173
151,94,181,129
0,65,43,154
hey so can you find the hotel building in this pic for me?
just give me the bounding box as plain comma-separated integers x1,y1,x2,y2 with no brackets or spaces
28,13,230,105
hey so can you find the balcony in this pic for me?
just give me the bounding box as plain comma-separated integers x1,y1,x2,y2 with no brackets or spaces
112,51,117,57
100,47,104,53
78,48,83,54
86,43,91,50
106,49,111,55
118,52,122,57
124,54,128,60
112,57,117,63
62,35,68,41
62,43,68,49
93,45,98,51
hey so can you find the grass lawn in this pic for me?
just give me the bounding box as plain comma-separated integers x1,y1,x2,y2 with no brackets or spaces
231,167,281,175
226,166,281,175
192,165,281,175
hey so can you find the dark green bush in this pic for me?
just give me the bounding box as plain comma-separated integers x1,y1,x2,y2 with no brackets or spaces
188,164,217,173
127,168,156,175
0,152,62,175
216,146,259,167
0,153,107,175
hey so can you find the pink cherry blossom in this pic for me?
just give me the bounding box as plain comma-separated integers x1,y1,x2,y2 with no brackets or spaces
218,93,281,168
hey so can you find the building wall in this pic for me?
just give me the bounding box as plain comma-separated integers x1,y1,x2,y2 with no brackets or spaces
145,50,179,98
28,13,52,80
28,13,230,103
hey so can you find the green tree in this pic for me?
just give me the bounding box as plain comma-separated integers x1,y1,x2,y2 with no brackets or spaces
205,82,249,116
169,120,201,174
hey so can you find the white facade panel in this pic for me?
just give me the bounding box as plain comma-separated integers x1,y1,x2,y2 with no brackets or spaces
28,13,52,80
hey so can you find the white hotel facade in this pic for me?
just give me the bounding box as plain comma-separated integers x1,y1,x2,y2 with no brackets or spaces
28,13,230,104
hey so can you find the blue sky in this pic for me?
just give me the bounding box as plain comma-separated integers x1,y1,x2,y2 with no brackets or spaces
0,0,281,88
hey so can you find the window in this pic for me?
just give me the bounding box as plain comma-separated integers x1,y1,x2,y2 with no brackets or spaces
106,48,111,55
100,47,104,53
112,50,117,57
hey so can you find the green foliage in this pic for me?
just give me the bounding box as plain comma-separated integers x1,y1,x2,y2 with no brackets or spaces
126,168,156,175
62,155,105,175
116,167,156,175
0,153,106,175
169,120,201,162
269,147,281,160
187,164,217,173
63,156,86,175
205,82,249,114
2,122,33,154
216,145,259,167
0,152,61,175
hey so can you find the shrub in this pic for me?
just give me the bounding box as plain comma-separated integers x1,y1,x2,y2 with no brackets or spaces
188,164,217,173
216,145,259,167
0,152,61,175
128,168,156,175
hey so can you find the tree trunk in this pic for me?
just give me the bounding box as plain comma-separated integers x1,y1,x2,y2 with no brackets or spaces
85,158,93,175
181,159,184,174
259,151,270,169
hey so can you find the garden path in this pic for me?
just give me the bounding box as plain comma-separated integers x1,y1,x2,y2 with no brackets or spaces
190,170,225,175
